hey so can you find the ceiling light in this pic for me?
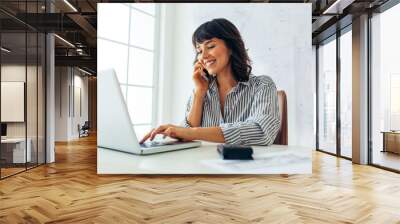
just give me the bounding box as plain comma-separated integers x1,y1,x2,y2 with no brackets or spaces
78,67,92,76
54,34,75,48
1,47,11,53
63,0,78,12
76,48,85,55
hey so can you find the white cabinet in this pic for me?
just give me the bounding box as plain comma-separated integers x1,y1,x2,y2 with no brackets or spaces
1,82,25,122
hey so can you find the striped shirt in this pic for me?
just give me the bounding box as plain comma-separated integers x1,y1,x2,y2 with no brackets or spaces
182,75,281,146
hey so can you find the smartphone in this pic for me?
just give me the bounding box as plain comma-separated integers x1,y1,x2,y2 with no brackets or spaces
202,68,211,81
194,57,210,81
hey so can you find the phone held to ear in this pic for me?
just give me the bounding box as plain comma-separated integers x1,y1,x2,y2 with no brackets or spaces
202,68,211,81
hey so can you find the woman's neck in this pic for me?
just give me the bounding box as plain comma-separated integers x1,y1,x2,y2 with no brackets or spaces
216,65,237,92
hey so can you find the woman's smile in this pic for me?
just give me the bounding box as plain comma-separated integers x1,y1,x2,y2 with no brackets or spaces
204,59,216,68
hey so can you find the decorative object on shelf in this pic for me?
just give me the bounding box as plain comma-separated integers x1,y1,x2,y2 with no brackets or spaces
381,131,400,154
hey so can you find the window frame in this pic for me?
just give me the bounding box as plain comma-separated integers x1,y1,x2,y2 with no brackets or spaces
315,24,353,161
368,0,400,173
126,4,159,130
98,3,160,131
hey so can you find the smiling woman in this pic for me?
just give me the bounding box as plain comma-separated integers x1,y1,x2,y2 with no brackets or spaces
140,18,281,146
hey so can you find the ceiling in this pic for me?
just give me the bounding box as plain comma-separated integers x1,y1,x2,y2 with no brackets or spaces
0,0,392,75
0,0,100,73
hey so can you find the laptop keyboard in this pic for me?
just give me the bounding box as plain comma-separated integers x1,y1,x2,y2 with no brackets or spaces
140,140,180,148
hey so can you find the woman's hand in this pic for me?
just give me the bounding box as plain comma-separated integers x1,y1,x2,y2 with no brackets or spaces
139,124,195,144
193,60,209,96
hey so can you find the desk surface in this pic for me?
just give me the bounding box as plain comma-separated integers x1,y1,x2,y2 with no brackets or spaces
98,143,312,174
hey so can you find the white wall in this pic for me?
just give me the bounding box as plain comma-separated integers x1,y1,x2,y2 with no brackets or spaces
55,67,89,141
55,67,68,141
158,3,314,147
73,73,89,137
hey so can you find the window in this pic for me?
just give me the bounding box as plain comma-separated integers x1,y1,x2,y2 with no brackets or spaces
390,74,400,130
371,3,400,171
340,29,352,158
0,1,46,179
316,25,353,159
318,37,337,154
98,3,159,140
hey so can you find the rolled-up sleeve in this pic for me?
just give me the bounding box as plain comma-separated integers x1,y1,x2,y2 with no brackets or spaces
180,90,195,128
219,83,281,146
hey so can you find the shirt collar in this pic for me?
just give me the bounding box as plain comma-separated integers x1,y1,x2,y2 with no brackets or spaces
208,76,250,93
238,79,250,86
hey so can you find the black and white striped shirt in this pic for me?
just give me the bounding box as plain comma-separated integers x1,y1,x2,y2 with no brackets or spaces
182,75,281,146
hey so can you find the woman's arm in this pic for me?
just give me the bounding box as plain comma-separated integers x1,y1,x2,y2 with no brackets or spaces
139,125,224,143
219,82,280,146
143,81,279,145
185,60,209,127
190,127,225,142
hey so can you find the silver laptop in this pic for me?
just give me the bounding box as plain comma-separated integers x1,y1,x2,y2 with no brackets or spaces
97,69,201,155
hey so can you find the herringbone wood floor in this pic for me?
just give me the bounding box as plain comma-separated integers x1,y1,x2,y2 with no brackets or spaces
1,135,400,224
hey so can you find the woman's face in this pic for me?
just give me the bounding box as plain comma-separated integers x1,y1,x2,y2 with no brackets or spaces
196,37,231,76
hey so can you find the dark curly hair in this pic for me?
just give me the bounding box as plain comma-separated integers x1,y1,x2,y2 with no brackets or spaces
192,18,252,82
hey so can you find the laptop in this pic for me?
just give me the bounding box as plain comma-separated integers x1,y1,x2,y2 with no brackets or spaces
97,69,201,155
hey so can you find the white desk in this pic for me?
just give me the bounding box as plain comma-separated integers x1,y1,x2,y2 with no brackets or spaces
97,143,312,174
1,138,31,163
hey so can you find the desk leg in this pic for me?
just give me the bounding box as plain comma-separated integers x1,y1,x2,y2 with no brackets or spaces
382,133,386,152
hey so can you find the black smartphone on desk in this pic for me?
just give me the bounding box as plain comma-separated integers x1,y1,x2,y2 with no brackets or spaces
217,144,254,160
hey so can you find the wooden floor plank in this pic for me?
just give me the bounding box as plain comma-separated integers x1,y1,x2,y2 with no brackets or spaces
1,135,400,223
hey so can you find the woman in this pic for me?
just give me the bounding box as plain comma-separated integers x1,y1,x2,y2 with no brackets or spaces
140,18,280,146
